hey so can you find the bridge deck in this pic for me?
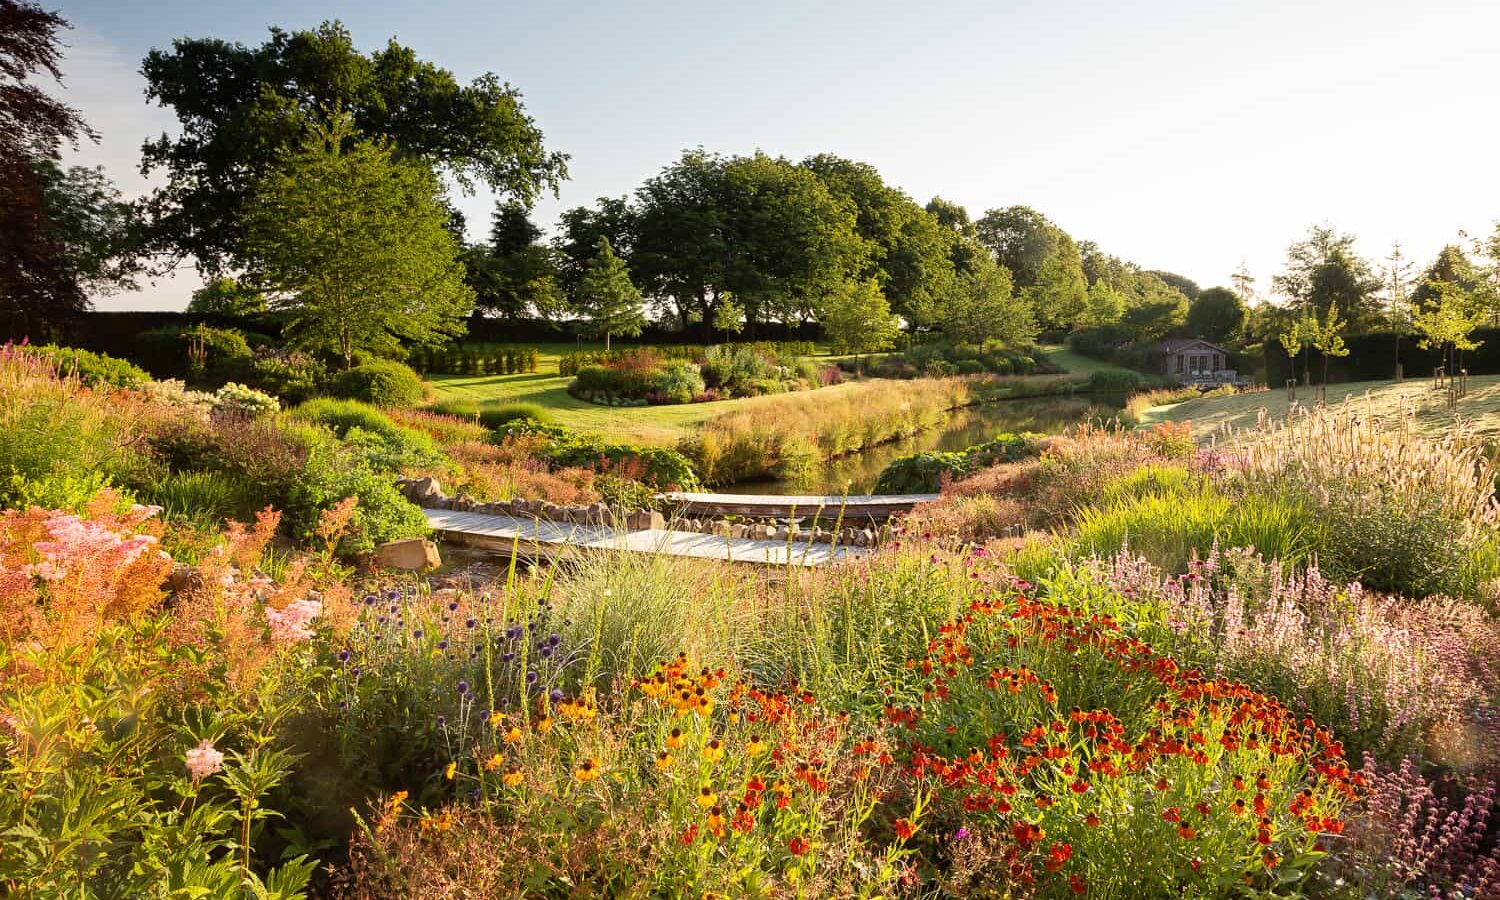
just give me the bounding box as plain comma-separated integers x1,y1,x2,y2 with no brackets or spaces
424,508,868,568
656,491,939,520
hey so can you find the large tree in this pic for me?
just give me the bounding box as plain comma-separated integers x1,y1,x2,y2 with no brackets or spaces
1185,287,1248,344
242,116,474,368
820,278,900,355
554,196,637,297
574,237,644,351
945,257,1036,347
1272,225,1381,332
975,206,1087,332
1,0,100,332
627,149,864,336
464,201,564,321
800,155,955,328
139,20,568,272
924,196,988,279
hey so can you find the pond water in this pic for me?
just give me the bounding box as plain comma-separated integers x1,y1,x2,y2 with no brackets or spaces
731,395,1122,496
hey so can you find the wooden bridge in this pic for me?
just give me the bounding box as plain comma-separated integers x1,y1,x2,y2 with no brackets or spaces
424,508,871,568
655,491,940,521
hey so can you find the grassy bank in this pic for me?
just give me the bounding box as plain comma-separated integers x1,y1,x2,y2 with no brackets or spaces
1139,372,1500,438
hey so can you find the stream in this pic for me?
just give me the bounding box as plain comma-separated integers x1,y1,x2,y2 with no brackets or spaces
731,395,1122,495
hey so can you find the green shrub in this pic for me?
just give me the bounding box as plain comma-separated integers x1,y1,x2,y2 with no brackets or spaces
138,469,255,526
647,360,706,404
1086,368,1147,393
498,419,700,490
20,344,152,389
477,402,552,429
874,433,1045,493
327,360,425,407
285,428,431,553
293,398,441,470
132,325,252,382
242,349,326,403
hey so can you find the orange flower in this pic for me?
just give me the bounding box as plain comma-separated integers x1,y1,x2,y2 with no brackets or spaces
483,753,504,772
1046,841,1072,873
787,835,810,856
666,728,685,749
894,818,917,841
655,750,674,771
503,725,523,744
1084,812,1101,827
697,786,718,809
501,768,524,787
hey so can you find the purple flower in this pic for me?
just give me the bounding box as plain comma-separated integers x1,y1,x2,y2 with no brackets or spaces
337,649,351,663
457,680,470,695
954,826,972,842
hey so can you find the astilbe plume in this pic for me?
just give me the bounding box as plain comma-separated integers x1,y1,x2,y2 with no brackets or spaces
1330,754,1500,899
0,490,170,651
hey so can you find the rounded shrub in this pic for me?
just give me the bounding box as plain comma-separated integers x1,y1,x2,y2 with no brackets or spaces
327,360,425,407
477,403,552,429
21,345,151,389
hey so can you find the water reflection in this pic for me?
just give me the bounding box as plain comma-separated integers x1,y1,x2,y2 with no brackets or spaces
732,395,1122,495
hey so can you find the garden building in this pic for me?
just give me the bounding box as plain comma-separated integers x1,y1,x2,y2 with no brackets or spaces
1156,338,1237,384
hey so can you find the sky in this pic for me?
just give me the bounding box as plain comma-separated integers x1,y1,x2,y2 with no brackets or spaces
45,0,1500,310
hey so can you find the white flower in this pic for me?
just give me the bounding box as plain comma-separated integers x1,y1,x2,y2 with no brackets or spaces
185,739,224,779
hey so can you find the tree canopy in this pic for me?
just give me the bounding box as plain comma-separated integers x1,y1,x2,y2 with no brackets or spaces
821,278,901,354
139,20,568,272
242,116,474,368
0,0,110,332
975,206,1087,332
1272,225,1381,332
464,202,564,321
1185,287,1248,344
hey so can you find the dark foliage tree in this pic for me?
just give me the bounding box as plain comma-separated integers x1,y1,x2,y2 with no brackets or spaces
1185,286,1248,343
464,202,563,321
1146,270,1201,301
554,196,637,298
0,0,99,333
139,20,568,272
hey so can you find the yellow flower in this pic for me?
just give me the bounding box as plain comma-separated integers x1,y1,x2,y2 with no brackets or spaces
535,716,553,733
696,786,718,809
666,728,685,749
484,753,504,772
702,739,725,763
488,711,506,728
435,809,454,832
501,768,524,787
444,761,457,781
727,712,740,725
574,757,602,783
745,736,768,756
655,750,674,771
503,726,524,744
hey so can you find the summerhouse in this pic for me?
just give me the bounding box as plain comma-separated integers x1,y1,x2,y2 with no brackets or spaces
1157,338,1236,385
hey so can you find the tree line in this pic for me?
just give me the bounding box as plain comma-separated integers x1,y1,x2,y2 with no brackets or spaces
4,4,1496,378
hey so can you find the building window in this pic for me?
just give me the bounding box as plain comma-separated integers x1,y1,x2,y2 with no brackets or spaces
1212,353,1221,371
1175,355,1183,374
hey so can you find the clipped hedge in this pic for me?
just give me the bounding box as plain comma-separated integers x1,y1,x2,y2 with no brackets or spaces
409,344,540,376
874,432,1046,494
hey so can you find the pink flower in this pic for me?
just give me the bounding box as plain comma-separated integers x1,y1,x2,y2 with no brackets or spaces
185,739,224,779
265,598,322,643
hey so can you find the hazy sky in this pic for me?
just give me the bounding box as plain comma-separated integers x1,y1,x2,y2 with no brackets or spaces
47,0,1500,310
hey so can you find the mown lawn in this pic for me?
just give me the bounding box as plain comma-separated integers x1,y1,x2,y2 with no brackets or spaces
1140,372,1500,438
426,342,1110,445
1037,344,1138,377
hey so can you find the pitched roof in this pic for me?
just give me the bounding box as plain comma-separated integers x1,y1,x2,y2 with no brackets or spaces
1158,338,1228,354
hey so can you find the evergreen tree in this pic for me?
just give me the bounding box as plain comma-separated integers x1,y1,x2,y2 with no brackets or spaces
576,237,645,351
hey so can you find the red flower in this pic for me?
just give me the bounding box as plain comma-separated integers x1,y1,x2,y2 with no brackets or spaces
1069,874,1087,894
1046,841,1072,872
1069,779,1089,795
1161,806,1181,823
787,835,810,856
894,818,917,841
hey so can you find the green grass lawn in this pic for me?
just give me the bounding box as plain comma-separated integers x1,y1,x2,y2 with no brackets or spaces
426,342,1110,445
1140,373,1500,438
1037,344,1137,377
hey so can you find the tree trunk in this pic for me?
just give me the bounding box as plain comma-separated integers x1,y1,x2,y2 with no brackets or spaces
605,332,611,352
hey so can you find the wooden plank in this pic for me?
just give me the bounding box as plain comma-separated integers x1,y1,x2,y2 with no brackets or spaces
422,508,866,568
657,491,939,521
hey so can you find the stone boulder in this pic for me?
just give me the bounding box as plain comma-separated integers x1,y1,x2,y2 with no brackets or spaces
406,476,442,506
375,538,442,571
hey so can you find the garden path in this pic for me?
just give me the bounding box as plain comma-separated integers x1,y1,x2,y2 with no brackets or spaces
656,491,939,521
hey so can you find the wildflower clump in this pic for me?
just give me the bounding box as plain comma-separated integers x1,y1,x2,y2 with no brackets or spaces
885,570,1358,895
